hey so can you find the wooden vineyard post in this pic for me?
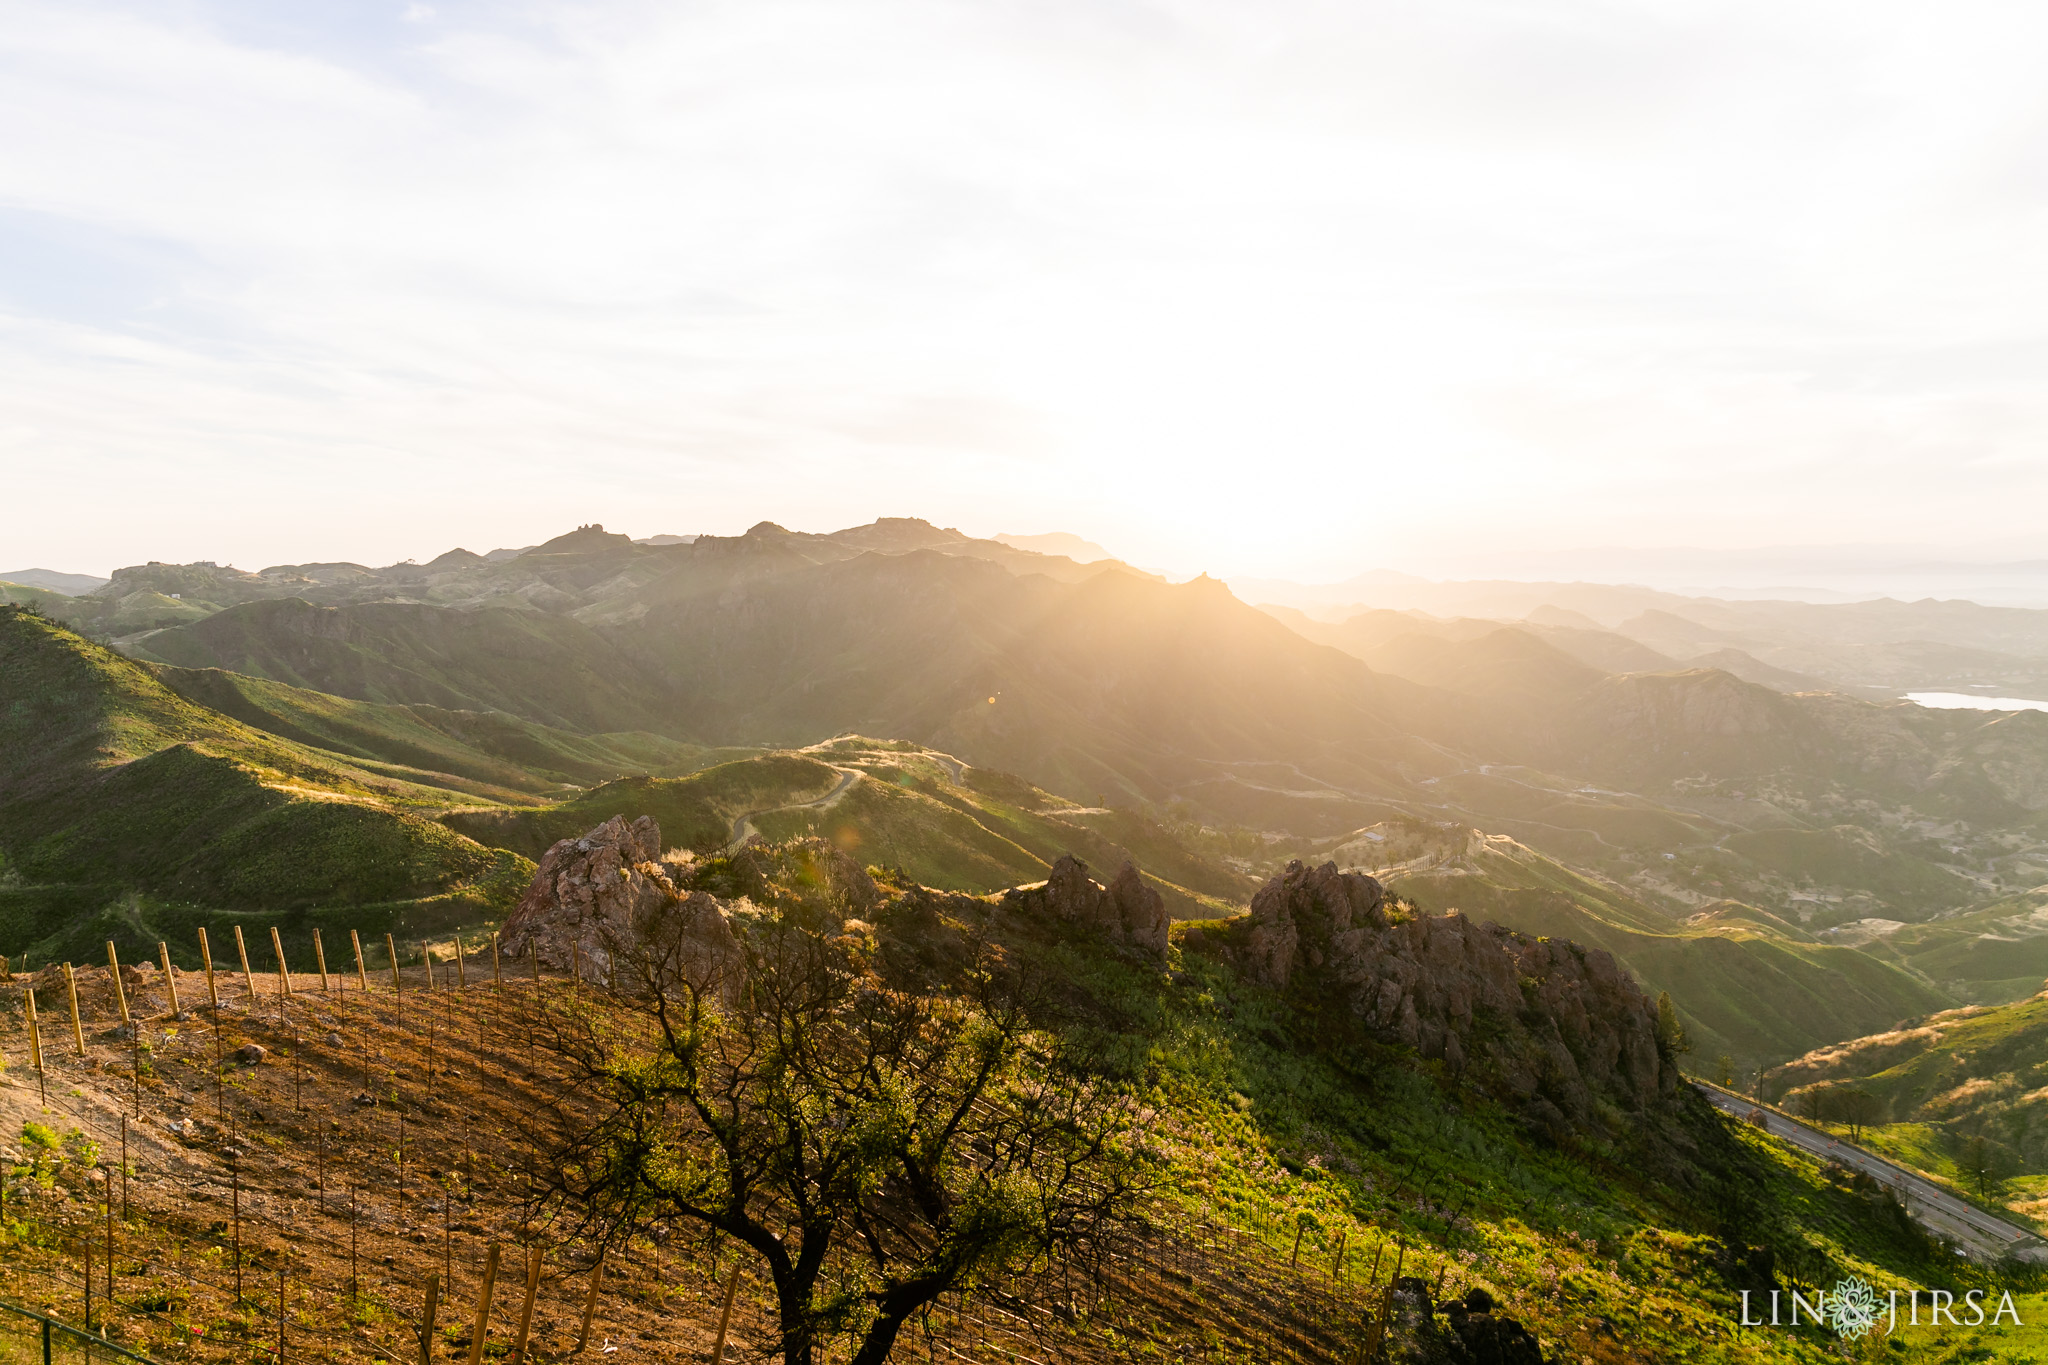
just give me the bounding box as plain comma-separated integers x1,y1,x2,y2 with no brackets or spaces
1290,1218,1304,1268
232,1151,243,1302
352,929,369,992
419,1272,441,1365
712,1261,742,1364
575,1250,606,1353
443,1177,453,1289
271,926,295,999
387,933,403,996
491,932,502,988
25,987,46,1104
455,937,467,989
199,928,221,1009
349,1180,360,1303
1332,1228,1347,1283
158,941,181,1016
466,1244,501,1365
106,942,130,1025
509,1248,542,1365
313,929,331,993
63,964,86,1055
234,925,257,1001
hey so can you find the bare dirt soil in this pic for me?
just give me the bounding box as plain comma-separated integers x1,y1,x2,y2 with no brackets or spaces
0,960,1373,1365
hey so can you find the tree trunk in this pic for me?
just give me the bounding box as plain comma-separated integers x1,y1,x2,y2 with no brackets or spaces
848,1313,911,1365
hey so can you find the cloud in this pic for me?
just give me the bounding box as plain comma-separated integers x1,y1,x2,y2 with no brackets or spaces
2,0,2048,577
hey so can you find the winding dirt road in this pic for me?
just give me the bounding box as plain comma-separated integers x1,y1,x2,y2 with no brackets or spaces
726,766,864,847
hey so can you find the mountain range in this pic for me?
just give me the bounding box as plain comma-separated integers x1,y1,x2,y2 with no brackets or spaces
10,518,2048,1071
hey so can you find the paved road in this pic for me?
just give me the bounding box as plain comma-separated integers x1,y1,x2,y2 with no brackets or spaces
1694,1081,2048,1263
727,767,863,846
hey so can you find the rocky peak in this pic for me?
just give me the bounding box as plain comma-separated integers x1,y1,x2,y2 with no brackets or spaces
1001,854,1169,959
1239,859,1390,988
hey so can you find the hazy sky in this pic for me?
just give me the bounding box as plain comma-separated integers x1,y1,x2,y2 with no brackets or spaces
5,0,2048,580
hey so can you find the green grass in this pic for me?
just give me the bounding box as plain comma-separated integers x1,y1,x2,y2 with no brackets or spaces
963,888,2048,1363
128,596,681,735
0,608,533,966
1777,992,2048,1189
154,663,722,795
1388,835,1949,1065
443,753,840,857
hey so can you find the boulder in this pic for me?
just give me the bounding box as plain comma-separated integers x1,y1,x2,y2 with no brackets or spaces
499,815,743,992
499,815,677,975
1001,855,1169,959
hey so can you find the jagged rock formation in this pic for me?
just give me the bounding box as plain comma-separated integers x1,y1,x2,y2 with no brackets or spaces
499,818,881,988
1001,854,1169,959
498,814,737,985
1188,860,1675,1137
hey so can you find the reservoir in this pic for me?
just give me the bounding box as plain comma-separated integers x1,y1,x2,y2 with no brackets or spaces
1905,691,2048,713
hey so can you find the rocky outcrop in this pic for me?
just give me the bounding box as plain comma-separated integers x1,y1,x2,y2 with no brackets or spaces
1001,855,1169,959
499,815,741,988
1193,860,1675,1136
500,819,889,991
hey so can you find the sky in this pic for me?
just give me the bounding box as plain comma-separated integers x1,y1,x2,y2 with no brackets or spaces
4,0,2048,583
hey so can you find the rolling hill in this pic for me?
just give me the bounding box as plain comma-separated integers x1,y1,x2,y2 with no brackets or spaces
445,737,1258,918
28,519,2048,1078
0,607,533,968
1333,818,1950,1063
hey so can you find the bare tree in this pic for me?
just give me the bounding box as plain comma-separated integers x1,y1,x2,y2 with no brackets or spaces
1822,1087,1884,1142
1958,1134,2014,1206
1797,1085,1827,1124
525,899,1153,1365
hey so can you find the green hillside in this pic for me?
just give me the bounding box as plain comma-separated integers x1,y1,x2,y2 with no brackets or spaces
129,596,679,734
154,663,723,794
0,607,532,967
443,752,848,857
446,737,1258,916
1779,993,2048,1156
1871,888,2048,1004
1353,820,1950,1063
1773,991,2048,1231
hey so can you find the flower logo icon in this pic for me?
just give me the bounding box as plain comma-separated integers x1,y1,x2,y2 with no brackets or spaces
1829,1277,1880,1340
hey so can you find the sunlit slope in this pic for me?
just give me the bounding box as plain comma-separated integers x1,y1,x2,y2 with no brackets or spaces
442,753,848,857
153,663,721,794
607,546,1454,819
0,608,531,964
1775,992,2048,1207
1356,821,1949,1061
130,540,1457,825
446,738,1257,917
129,596,680,735
1871,888,2048,1004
